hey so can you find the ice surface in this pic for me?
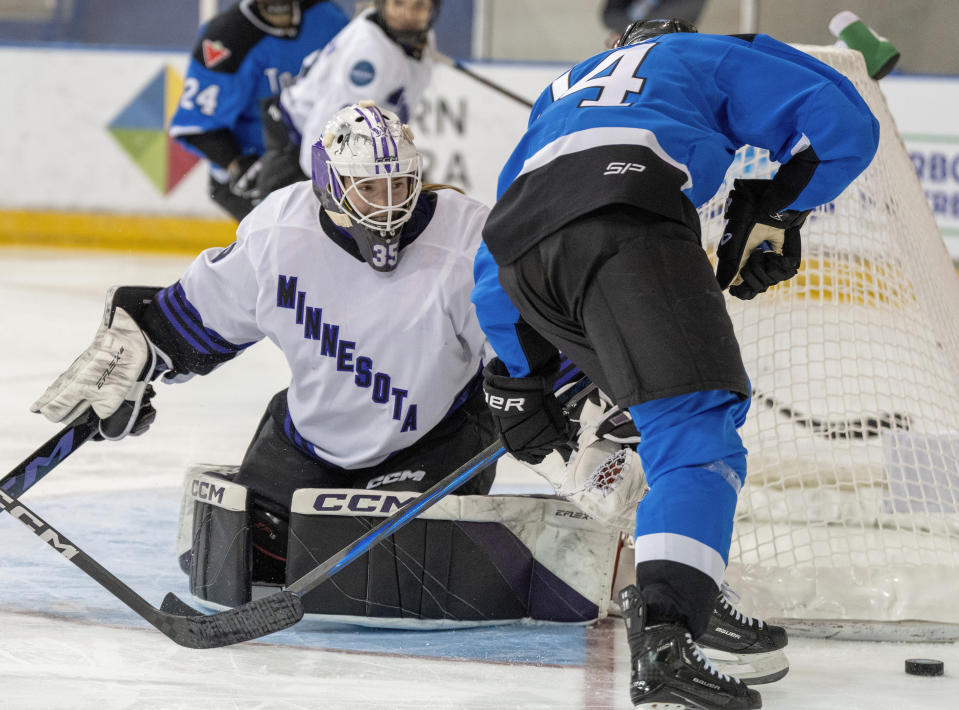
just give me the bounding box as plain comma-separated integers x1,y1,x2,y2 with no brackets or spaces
1,248,957,709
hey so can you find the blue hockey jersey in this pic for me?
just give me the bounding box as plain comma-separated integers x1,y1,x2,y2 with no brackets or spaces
474,32,879,376
169,0,348,169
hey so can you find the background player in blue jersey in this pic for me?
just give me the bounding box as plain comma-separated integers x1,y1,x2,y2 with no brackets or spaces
471,18,879,710
169,0,348,221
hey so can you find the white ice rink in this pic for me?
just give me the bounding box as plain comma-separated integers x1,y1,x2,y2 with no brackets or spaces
1,248,957,709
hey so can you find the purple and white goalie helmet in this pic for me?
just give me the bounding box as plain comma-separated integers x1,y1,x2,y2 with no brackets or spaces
311,102,422,272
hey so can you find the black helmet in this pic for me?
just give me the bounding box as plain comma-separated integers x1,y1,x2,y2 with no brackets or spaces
616,17,698,47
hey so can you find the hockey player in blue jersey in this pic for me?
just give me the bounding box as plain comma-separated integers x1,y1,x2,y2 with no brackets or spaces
471,18,879,709
169,0,348,221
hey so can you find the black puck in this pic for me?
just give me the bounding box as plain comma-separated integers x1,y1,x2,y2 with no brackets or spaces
905,659,944,676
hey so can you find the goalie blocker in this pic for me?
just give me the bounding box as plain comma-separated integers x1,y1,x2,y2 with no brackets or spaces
177,465,622,626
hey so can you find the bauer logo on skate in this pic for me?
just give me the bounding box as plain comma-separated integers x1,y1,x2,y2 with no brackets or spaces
276,275,418,432
0,490,79,560
312,491,417,514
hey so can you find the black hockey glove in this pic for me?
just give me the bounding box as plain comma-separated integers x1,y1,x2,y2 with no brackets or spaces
228,154,264,202
715,179,810,300
482,358,575,465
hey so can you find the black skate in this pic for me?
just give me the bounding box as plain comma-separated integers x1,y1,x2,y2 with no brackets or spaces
697,582,789,685
620,585,762,710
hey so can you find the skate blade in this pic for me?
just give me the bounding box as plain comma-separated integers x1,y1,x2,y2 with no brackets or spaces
707,647,789,685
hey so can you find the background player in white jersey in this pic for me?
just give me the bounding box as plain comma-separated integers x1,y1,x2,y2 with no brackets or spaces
32,102,496,587
247,0,440,202
169,1,348,221
471,19,879,709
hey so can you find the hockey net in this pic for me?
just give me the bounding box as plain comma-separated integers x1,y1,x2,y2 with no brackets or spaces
699,45,959,640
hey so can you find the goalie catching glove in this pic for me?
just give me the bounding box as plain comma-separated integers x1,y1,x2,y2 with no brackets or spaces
31,286,171,440
482,357,575,465
715,178,810,300
538,391,647,530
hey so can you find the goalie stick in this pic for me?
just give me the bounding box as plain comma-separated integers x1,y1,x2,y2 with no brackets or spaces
2,378,594,648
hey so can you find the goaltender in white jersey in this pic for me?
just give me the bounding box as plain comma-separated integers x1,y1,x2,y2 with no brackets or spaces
30,102,499,586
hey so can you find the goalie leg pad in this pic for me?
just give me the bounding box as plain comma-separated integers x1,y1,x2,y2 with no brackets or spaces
177,465,253,608
287,489,623,627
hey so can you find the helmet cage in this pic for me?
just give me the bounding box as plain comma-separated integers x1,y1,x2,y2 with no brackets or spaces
325,161,421,235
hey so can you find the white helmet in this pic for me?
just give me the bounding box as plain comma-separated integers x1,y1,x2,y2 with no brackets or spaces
311,102,423,272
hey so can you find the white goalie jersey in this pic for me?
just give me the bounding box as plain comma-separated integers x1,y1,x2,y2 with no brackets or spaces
175,183,489,469
281,9,434,176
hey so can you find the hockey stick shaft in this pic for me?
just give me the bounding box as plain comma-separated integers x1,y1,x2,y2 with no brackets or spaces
431,51,534,108
0,408,100,497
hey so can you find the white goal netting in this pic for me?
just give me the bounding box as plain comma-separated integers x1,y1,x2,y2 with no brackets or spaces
699,46,959,639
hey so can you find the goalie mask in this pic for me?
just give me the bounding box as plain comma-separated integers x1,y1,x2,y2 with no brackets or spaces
616,17,697,47
312,102,423,273
376,0,441,49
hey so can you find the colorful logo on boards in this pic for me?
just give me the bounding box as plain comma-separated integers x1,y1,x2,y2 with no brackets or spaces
107,65,199,195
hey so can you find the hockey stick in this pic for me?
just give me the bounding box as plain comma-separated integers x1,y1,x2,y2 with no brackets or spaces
431,51,535,108
0,408,100,497
1,411,300,648
753,389,911,440
0,485,302,648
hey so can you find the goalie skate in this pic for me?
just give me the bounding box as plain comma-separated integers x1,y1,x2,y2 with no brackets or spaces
620,584,762,710
697,582,789,685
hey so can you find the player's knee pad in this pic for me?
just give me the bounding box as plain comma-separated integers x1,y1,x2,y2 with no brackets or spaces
287,488,623,626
